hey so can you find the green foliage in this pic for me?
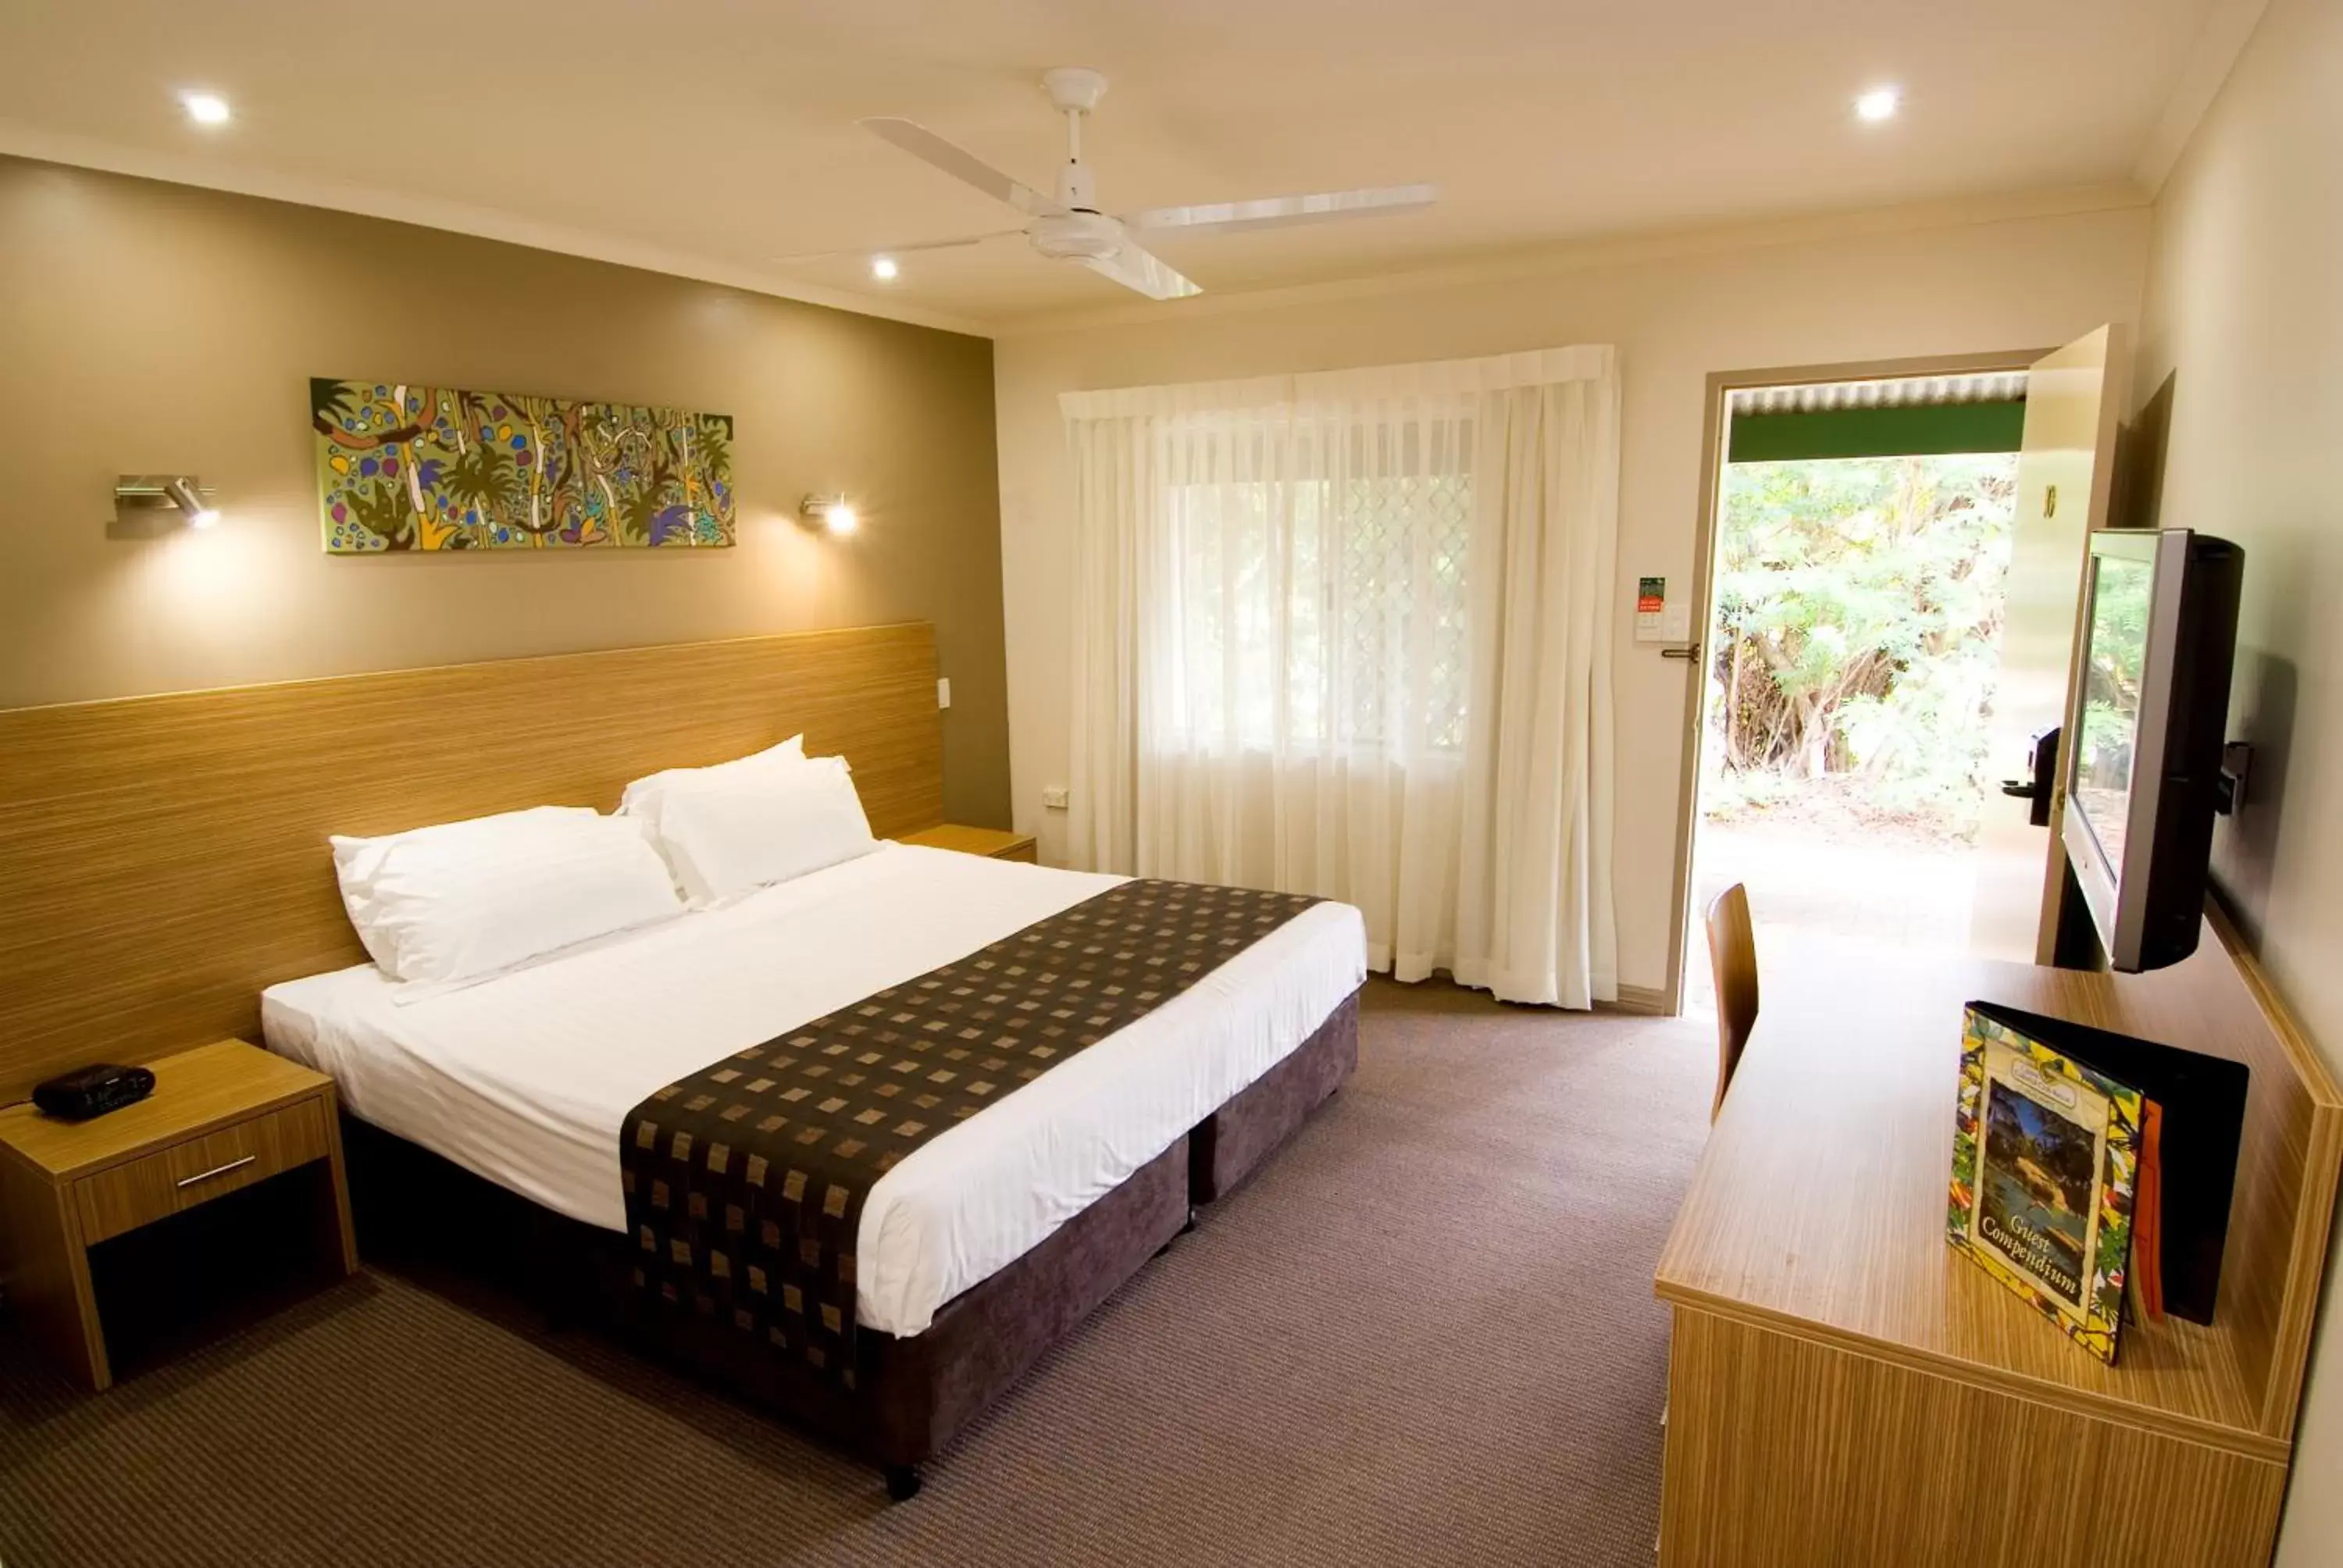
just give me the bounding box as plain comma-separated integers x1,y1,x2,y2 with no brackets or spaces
342,479,414,551
440,444,520,531
2074,555,2152,807
1706,454,2018,836
310,378,361,428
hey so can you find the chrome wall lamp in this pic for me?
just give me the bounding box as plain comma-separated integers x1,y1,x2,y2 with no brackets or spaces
799,493,859,536
112,475,219,537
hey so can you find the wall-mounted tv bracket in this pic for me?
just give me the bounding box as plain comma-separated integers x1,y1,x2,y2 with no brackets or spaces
2216,741,2253,815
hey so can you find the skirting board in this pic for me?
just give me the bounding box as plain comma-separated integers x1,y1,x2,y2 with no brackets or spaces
1361,968,1671,1016
1607,983,1672,1017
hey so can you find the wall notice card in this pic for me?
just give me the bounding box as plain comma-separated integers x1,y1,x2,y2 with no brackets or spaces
1635,576,1666,642
1947,1004,2145,1365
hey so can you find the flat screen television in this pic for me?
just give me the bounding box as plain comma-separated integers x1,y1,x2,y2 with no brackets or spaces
2060,527,2243,972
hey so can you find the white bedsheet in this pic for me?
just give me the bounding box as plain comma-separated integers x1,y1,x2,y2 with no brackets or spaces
262,843,1365,1337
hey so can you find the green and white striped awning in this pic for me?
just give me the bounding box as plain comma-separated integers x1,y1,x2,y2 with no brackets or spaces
1728,369,2028,461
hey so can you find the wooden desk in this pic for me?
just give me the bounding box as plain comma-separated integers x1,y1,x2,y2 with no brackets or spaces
1654,912,2341,1567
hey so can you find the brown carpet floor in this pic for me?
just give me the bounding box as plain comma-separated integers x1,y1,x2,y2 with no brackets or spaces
0,978,1713,1567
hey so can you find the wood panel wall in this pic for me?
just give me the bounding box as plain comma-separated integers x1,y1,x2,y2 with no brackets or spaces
0,624,943,1102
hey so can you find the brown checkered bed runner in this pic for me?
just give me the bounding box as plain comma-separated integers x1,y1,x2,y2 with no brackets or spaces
620,878,1322,1388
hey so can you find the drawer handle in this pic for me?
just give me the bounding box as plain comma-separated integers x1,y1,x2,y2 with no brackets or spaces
177,1154,258,1188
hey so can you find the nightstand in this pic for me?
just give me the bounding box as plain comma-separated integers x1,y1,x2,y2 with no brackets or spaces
0,1040,355,1389
897,823,1040,864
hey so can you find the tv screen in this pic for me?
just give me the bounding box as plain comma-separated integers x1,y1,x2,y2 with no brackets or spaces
2072,552,2153,879
2058,528,2243,972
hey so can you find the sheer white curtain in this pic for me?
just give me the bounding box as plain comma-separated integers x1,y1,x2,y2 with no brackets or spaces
1063,346,1619,1007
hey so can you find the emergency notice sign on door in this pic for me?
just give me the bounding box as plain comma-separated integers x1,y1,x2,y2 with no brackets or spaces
1636,576,1667,643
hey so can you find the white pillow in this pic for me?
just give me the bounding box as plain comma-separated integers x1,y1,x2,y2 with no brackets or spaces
619,736,808,847
649,754,878,904
330,805,684,985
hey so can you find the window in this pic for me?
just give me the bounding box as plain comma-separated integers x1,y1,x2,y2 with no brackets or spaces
1157,415,1474,757
1064,344,1620,1006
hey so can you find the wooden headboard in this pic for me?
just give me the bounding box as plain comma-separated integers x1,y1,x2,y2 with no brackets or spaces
0,623,943,1103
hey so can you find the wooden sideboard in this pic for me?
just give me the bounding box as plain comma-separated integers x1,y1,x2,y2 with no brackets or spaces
1654,907,2341,1567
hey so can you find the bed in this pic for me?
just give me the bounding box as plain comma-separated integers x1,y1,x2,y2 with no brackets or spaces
263,842,1365,1495
0,622,1364,1498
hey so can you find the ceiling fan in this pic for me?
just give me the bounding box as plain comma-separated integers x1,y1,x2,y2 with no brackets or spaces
819,66,1436,300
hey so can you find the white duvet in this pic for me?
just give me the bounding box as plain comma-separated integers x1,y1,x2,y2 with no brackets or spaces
262,843,1365,1337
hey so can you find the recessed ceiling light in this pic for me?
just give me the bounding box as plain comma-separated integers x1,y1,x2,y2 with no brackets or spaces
181,91,232,127
870,255,899,281
1855,87,1901,123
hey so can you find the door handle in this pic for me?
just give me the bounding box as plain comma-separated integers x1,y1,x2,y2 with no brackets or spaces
2004,725,2061,828
1661,643,1702,661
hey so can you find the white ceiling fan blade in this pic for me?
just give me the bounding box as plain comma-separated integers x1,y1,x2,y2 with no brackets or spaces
771,229,1024,265
861,117,1064,219
1121,183,1437,238
1079,238,1202,301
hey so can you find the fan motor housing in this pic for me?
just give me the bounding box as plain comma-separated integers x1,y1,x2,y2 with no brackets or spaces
1029,210,1122,261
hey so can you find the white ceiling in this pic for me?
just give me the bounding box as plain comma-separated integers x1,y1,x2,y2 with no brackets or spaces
0,0,2226,331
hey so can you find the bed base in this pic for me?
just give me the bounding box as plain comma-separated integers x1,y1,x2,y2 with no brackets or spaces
1192,991,1360,1205
341,989,1360,1498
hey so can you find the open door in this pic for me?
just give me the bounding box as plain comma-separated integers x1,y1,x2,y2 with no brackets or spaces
1970,325,2131,964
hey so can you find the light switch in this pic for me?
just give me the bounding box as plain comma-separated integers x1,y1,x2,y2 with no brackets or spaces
936,677,951,710
1041,785,1070,811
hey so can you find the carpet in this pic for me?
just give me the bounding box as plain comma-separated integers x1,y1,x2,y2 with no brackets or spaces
0,978,1713,1567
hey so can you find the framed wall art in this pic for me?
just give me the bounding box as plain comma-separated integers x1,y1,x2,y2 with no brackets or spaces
313,378,734,552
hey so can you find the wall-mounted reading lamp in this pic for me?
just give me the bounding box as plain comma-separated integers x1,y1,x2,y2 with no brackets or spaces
800,493,858,536
113,475,219,536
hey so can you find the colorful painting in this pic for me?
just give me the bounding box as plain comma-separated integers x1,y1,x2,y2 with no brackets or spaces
312,378,733,552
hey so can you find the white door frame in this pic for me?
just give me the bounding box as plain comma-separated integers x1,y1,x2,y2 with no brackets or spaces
1659,347,2051,1015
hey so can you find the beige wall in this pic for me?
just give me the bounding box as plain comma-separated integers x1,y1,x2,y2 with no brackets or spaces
0,155,1011,827
2133,1,2343,1557
995,204,2152,993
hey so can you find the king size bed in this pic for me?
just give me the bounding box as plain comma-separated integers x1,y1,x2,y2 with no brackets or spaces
0,622,1364,1498
263,817,1363,1500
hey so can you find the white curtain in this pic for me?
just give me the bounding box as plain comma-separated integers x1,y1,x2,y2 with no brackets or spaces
1063,345,1619,1008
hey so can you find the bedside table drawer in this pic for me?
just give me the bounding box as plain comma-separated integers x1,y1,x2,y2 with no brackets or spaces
74,1097,331,1245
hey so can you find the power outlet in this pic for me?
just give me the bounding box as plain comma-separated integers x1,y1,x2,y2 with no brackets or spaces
936,677,951,710
1040,785,1070,811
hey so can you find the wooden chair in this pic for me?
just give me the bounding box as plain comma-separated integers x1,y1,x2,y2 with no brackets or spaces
1704,883,1759,1121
